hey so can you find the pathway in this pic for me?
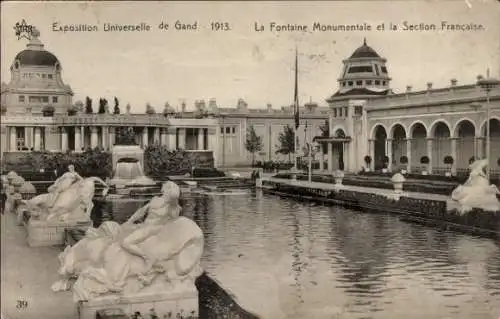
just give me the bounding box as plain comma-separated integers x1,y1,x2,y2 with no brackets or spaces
1,213,76,319
264,177,450,202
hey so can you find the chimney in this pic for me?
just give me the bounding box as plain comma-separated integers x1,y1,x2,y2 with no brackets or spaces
450,79,457,87
208,98,217,109
406,85,412,93
267,103,272,112
181,101,186,112
427,82,433,90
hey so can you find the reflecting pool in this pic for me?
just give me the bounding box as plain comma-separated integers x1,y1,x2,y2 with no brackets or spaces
181,190,500,319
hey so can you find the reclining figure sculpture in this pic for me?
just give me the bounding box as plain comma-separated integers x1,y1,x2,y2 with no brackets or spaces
21,165,109,222
450,159,500,214
52,181,204,303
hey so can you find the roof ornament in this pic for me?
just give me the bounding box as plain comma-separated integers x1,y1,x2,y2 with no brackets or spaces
363,37,367,46
31,26,40,39
26,26,44,51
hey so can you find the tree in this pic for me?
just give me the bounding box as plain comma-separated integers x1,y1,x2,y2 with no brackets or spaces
85,96,93,114
74,100,84,113
98,98,106,114
113,97,120,114
276,124,296,162
244,125,263,166
145,103,156,114
126,103,131,114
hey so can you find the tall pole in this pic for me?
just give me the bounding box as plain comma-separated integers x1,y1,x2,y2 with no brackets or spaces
293,47,300,174
477,68,500,182
222,115,226,168
486,89,490,180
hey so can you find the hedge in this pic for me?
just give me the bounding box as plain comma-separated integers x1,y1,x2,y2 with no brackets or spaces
2,149,112,180
143,145,214,180
2,146,216,181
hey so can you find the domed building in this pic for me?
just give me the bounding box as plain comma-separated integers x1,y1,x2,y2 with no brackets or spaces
5,28,73,116
1,28,73,153
329,38,392,99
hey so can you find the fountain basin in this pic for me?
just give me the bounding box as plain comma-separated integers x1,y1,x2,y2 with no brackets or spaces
91,195,150,226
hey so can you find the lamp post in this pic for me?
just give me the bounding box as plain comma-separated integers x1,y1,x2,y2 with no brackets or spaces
470,102,482,160
308,141,319,183
476,69,500,181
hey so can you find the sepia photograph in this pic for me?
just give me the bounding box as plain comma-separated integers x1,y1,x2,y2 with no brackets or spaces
1,1,499,318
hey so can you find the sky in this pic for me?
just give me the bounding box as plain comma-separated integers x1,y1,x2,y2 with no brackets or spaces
1,1,499,112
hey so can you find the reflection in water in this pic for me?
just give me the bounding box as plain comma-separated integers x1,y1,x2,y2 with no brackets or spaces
181,192,500,319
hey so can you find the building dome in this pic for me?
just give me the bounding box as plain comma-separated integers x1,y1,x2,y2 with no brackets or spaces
327,38,392,101
350,39,380,59
14,49,59,67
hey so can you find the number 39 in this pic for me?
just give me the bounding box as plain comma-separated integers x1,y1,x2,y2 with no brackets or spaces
16,300,28,309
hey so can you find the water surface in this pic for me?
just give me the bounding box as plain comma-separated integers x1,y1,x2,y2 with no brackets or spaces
181,191,500,319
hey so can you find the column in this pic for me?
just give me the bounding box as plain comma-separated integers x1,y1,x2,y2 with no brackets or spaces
10,127,17,151
74,126,81,151
451,138,457,174
142,127,149,148
197,128,205,150
327,142,333,172
406,139,412,173
178,128,186,149
109,127,115,149
90,126,98,149
477,137,485,159
473,137,478,159
386,139,393,171
369,139,375,170
33,127,41,151
61,127,68,152
319,146,324,171
427,138,433,174
208,127,219,168
80,126,85,150
168,128,176,150
160,128,167,146
24,127,31,150
154,127,160,144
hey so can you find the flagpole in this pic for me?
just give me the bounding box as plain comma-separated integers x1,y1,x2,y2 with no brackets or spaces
293,47,299,176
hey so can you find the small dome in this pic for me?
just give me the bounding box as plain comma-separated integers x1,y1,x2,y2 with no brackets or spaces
350,38,380,59
14,49,59,67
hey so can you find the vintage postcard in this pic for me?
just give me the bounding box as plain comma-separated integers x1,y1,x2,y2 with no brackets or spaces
1,1,499,319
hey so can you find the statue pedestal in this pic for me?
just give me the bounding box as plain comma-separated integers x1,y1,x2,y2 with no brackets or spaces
77,286,198,319
27,219,92,247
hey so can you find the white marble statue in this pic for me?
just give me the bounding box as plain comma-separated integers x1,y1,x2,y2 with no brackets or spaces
22,167,109,222
52,181,204,302
449,159,500,214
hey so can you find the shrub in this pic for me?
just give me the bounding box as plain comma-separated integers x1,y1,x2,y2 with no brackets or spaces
4,150,112,180
143,145,214,179
444,156,454,166
420,156,430,165
498,158,500,167
469,156,478,164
